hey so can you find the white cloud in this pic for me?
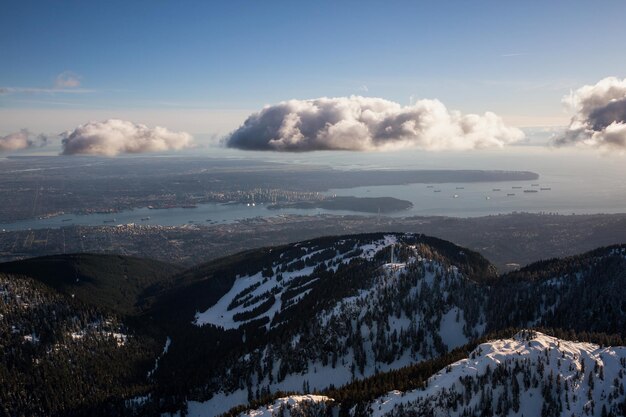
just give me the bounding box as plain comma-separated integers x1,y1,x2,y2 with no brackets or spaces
0,130,31,152
61,119,193,156
556,76,626,151
54,71,82,88
0,129,45,153
226,96,524,152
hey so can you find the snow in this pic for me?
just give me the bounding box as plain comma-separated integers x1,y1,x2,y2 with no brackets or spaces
148,336,171,378
272,357,355,393
369,330,626,417
185,234,491,416
171,239,626,417
127,395,150,408
360,235,397,260
104,332,128,346
190,255,476,416
191,331,626,417
186,360,350,417
234,395,331,417
194,234,400,330
438,307,468,349
23,332,39,344
194,270,265,329
186,389,249,417
69,330,127,346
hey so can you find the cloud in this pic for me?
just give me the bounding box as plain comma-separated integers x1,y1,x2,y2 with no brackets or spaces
226,96,524,152
55,71,82,88
0,129,46,153
1,71,92,95
555,76,626,150
61,119,193,156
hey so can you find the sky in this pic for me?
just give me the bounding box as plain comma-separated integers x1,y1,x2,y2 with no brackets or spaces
1,1,626,156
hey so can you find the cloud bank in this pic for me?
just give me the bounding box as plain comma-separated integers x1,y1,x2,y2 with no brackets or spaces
226,96,524,152
0,130,45,153
61,119,193,156
556,77,626,150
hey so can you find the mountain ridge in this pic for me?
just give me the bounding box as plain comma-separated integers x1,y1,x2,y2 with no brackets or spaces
229,330,626,417
147,236,625,416
1,234,625,416
0,253,183,315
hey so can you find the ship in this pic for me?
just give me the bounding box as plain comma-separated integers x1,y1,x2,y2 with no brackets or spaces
434,190,442,193
141,217,150,221
492,188,501,191
524,189,538,193
507,193,515,196
540,187,552,190
61,218,72,222
103,219,116,223
512,186,522,189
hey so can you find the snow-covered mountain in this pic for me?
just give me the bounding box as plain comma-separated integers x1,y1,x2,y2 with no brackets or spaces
4,234,625,417
368,330,626,417
226,395,331,417
156,236,625,417
164,233,493,416
236,331,626,417
194,235,402,330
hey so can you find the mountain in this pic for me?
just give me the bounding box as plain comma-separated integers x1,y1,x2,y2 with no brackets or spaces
234,331,626,417
149,234,624,416
0,254,184,417
232,395,332,417
150,233,498,414
0,270,161,417
0,253,183,314
1,233,625,417
368,330,626,417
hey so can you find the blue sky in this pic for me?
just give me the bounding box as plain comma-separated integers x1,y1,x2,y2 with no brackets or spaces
1,0,626,135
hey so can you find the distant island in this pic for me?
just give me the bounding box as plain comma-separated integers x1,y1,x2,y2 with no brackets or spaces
267,196,413,213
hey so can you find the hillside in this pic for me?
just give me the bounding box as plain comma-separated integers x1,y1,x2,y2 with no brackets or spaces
0,271,160,417
150,236,625,416
1,234,625,417
0,253,183,314
367,330,626,416
234,331,626,417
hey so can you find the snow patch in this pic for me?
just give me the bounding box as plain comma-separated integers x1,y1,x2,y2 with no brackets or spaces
237,395,331,417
